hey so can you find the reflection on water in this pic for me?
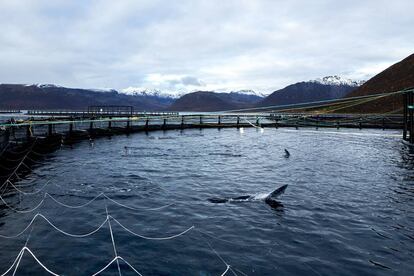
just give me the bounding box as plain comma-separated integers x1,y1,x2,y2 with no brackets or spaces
0,127,413,275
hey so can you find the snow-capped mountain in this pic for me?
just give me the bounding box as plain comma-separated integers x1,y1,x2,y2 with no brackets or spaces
121,87,267,99
121,87,185,99
312,75,365,87
229,89,267,97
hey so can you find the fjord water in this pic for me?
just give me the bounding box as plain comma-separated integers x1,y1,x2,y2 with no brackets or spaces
0,127,413,275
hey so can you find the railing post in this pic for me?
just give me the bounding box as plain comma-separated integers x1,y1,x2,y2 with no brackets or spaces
126,119,131,132
181,116,184,128
403,92,408,140
410,92,414,144
89,118,94,131
237,116,240,128
218,116,221,125
145,118,149,130
163,118,167,129
108,117,112,129
199,116,203,125
48,123,53,136
26,125,31,139
69,119,74,135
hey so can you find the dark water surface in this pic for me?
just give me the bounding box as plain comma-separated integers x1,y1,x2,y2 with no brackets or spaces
1,127,413,275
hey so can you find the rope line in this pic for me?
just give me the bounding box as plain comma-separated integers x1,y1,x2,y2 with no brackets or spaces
0,212,194,240
0,194,45,214
1,247,60,276
91,256,143,276
105,202,122,276
8,179,51,195
0,213,108,239
110,216,195,240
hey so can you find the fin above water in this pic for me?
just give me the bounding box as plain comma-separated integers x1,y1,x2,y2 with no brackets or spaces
266,184,288,200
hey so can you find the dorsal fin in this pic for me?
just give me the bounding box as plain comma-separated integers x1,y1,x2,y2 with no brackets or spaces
266,185,288,200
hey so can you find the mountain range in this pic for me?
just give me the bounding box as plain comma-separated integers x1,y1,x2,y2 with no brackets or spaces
0,76,363,111
256,76,360,109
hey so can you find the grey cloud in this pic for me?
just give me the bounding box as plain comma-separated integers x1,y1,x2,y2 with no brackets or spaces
0,0,413,94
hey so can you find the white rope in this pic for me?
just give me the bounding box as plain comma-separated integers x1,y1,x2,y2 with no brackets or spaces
46,193,104,209
106,203,122,276
110,216,194,240
0,140,38,188
0,191,175,213
1,247,59,276
13,224,35,276
47,192,174,211
92,256,143,276
9,179,51,195
43,214,108,238
206,240,234,276
1,248,25,276
0,194,45,213
221,265,231,276
0,213,108,239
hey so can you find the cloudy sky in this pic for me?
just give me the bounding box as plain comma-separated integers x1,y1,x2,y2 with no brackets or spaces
0,0,413,94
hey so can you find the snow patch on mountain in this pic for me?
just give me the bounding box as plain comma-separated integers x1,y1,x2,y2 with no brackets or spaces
228,89,267,97
312,76,365,87
121,87,184,99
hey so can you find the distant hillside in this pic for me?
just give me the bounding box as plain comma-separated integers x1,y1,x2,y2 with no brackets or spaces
0,84,174,110
168,91,263,112
257,76,360,108
344,53,414,113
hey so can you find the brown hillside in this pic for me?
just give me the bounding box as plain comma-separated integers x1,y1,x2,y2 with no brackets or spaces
343,54,414,113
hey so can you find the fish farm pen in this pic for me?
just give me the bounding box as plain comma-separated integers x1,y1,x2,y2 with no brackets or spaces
0,91,412,275
0,111,404,178
0,86,411,184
